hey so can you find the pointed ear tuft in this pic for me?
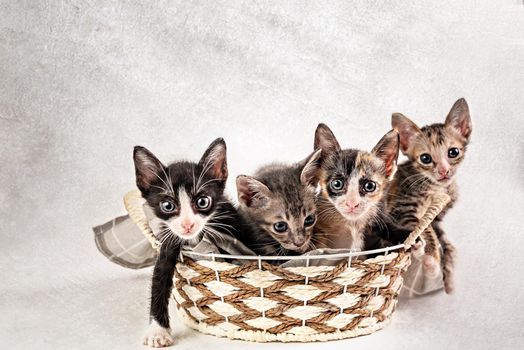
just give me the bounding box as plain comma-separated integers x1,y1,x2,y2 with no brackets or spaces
391,113,422,153
236,175,272,209
445,98,472,140
300,149,322,186
199,138,228,181
133,146,165,193
314,123,341,157
371,130,399,179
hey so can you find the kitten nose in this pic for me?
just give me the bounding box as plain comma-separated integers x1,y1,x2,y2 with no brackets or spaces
346,201,360,210
182,221,195,233
293,235,307,246
438,167,450,176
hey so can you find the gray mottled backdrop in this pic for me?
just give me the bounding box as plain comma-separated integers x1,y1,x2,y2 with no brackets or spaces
1,1,523,349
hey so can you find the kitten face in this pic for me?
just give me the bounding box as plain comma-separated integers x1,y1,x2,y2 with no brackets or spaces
133,138,228,242
236,150,321,253
392,98,472,186
315,124,399,223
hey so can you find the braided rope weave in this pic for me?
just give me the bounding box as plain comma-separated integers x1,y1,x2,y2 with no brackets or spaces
125,190,450,342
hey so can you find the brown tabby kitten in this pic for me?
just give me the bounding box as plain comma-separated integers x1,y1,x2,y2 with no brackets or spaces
314,124,411,253
386,98,472,294
236,150,322,256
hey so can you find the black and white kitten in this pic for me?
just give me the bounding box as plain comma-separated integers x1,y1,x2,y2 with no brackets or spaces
134,138,251,348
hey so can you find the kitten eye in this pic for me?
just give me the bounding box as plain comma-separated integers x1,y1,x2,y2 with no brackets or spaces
304,215,316,227
448,147,460,158
196,196,212,210
363,181,376,192
160,200,176,213
330,179,344,191
273,221,288,233
419,153,432,164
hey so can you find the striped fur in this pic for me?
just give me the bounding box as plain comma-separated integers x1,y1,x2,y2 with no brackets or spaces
387,98,472,293
236,150,322,256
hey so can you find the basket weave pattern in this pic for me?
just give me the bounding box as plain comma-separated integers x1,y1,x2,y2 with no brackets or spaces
172,250,410,341
124,190,450,342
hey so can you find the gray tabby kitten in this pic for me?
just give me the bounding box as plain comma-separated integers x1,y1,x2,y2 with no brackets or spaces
386,98,472,294
236,150,322,256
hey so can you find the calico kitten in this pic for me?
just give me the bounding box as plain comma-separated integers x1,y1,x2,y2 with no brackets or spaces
314,124,411,253
387,98,472,294
236,150,322,256
134,138,252,347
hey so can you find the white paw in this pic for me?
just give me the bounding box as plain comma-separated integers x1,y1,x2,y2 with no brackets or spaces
411,240,425,259
423,255,440,279
142,321,174,348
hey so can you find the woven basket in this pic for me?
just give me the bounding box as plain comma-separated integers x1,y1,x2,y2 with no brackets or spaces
125,190,450,342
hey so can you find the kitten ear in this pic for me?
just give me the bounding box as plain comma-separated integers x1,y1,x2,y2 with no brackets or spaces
236,175,272,209
300,149,322,186
371,129,400,179
445,98,472,140
133,146,166,193
198,138,228,181
314,123,341,157
391,113,422,153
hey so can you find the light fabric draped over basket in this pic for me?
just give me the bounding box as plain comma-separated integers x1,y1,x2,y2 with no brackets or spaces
93,190,446,293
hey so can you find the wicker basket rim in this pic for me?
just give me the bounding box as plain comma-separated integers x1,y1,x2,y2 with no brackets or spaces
180,244,405,261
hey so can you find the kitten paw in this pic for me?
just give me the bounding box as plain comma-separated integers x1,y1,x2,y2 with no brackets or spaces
411,240,425,259
423,255,440,279
444,276,455,294
142,322,174,348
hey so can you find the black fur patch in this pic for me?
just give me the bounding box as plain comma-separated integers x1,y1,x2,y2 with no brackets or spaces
134,143,254,330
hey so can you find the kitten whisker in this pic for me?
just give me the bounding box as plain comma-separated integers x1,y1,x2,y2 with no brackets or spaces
197,178,222,192
146,168,174,195
206,223,234,236
196,156,216,192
